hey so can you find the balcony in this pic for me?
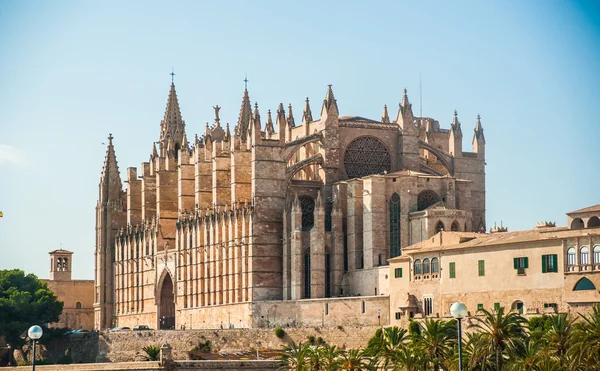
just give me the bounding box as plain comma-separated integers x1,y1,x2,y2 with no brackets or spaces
566,264,600,273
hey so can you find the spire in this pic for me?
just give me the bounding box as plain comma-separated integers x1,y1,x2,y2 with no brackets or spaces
287,104,295,128
381,104,390,123
322,84,339,115
265,109,275,135
474,114,485,142
225,122,231,141
399,88,414,120
276,103,286,144
302,97,313,125
451,110,463,137
253,102,261,127
182,133,189,149
235,87,252,141
100,133,123,201
152,142,158,158
160,81,185,147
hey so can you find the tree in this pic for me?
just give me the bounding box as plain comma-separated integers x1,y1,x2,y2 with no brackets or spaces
569,305,600,370
364,326,408,369
415,318,457,370
280,341,312,371
472,306,527,371
0,269,63,364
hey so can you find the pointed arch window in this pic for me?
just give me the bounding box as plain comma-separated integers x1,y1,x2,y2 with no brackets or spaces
417,190,441,211
325,252,331,297
451,221,459,231
574,277,596,291
567,247,576,266
580,246,590,265
436,221,445,233
594,246,600,264
300,196,315,231
389,193,401,258
304,248,311,298
414,259,422,275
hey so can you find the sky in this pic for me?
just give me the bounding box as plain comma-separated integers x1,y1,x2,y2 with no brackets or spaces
0,0,599,280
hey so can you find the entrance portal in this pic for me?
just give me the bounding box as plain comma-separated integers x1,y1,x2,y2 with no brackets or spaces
159,273,175,330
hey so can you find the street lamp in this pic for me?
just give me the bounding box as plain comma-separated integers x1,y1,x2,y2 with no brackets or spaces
28,325,43,371
451,302,467,371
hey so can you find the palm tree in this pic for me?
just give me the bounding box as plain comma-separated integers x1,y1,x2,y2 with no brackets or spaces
365,326,408,369
460,332,495,371
415,318,457,370
280,341,312,371
541,313,573,368
339,348,372,371
504,338,544,371
389,346,425,371
311,344,343,371
569,304,600,370
472,306,527,371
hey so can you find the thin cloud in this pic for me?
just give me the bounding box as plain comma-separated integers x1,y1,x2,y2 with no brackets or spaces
0,144,26,165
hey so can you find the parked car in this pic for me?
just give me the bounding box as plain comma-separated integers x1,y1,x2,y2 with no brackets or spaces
110,326,131,332
133,325,152,331
66,329,90,334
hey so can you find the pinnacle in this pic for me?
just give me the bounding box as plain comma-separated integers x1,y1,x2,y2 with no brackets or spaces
302,97,313,124
287,104,295,127
235,87,252,141
382,104,390,123
160,82,184,145
324,84,338,112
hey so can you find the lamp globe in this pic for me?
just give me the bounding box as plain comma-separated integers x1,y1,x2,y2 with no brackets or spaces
450,302,468,319
28,325,43,340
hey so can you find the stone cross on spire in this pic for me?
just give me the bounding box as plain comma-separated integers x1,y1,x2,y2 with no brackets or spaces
170,68,175,84
244,74,249,90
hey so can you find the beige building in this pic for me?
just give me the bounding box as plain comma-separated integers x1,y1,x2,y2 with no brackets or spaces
94,80,486,330
388,205,600,326
44,250,94,330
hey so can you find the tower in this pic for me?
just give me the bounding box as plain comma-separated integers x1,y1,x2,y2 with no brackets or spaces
49,249,73,281
94,134,126,330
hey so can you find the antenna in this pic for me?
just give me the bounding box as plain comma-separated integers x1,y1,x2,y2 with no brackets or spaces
419,71,423,118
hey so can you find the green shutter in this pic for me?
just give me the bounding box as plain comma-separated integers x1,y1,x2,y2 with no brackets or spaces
394,268,403,278
449,262,456,278
477,303,484,311
478,260,485,276
494,302,500,311
552,254,558,272
542,255,547,273
514,258,518,269
524,257,529,269
400,268,403,278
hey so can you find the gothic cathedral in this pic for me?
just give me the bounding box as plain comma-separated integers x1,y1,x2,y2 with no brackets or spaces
94,81,486,330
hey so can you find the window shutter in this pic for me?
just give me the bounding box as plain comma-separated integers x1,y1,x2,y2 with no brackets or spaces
552,254,558,272
478,260,485,276
400,268,403,278
524,257,529,269
514,258,518,269
542,255,547,273
449,262,456,278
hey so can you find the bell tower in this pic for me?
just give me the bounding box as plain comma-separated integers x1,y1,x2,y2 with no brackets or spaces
49,249,73,281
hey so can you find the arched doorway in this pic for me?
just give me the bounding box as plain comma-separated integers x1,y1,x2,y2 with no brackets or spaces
158,273,175,330
511,300,524,314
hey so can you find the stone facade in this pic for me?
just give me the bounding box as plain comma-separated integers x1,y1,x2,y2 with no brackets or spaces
44,250,95,330
94,81,485,330
388,205,600,327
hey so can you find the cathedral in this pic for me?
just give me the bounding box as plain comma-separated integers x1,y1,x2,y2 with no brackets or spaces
94,80,486,330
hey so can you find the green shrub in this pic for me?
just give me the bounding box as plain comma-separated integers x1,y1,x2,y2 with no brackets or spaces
316,336,325,345
307,335,316,345
408,319,421,337
187,340,212,360
274,327,285,338
142,345,161,361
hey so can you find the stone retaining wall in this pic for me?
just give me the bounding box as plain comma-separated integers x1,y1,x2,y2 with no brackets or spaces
7,360,279,371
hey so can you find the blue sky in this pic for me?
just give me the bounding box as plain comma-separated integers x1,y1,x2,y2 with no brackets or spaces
0,0,599,279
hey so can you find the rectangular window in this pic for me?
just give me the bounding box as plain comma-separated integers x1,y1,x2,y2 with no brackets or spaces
449,262,456,278
394,268,403,278
477,303,484,311
478,260,485,276
542,254,558,273
514,257,529,275
424,297,433,316
494,302,500,311
395,312,401,320
544,303,558,311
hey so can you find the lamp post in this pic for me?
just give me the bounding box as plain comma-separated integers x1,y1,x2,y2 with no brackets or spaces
28,325,43,371
450,302,467,371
